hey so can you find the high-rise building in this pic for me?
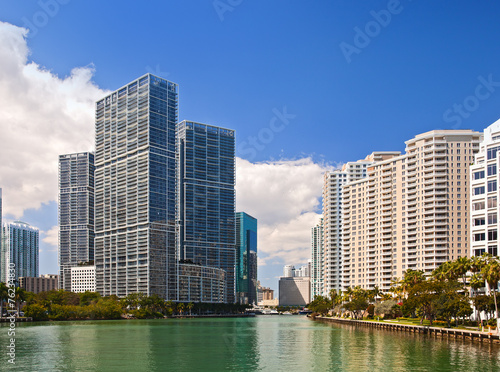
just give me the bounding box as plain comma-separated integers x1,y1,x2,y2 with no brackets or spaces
311,218,323,299
342,130,481,291
58,152,95,291
71,265,96,293
283,265,295,278
235,212,258,304
176,121,236,303
1,221,39,283
322,152,400,294
470,119,500,258
94,74,178,298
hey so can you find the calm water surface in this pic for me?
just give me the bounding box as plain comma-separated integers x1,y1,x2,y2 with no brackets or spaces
1,316,500,371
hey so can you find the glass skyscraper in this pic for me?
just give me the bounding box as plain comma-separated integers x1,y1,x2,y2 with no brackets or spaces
176,121,236,303
94,74,178,299
58,152,95,291
1,221,39,283
235,212,257,304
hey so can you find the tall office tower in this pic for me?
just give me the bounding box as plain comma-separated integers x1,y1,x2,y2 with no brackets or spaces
94,74,178,298
311,218,323,299
176,121,236,303
1,221,39,283
235,212,258,304
283,265,295,277
470,119,500,258
58,152,95,291
342,130,481,292
322,152,400,294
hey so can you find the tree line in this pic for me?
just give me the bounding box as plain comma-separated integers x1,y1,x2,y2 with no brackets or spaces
0,286,251,321
308,254,500,328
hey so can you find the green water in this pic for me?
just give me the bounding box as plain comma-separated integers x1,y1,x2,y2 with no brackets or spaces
1,316,500,371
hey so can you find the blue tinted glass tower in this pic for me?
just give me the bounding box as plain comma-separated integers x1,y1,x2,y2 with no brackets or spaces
94,74,178,299
58,152,95,291
177,121,236,303
236,212,257,304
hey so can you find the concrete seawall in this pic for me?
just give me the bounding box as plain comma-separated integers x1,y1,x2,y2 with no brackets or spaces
315,317,500,345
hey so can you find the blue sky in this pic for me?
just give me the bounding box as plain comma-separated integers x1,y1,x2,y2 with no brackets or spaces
2,0,500,291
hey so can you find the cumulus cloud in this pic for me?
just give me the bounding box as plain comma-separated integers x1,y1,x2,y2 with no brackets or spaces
236,157,330,266
0,21,107,217
41,225,59,252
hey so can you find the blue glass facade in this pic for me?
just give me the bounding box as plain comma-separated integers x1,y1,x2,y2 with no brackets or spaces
177,121,236,303
235,212,258,304
94,74,178,299
1,221,39,283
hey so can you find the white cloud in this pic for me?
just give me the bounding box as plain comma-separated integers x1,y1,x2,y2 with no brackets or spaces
0,21,108,218
42,225,59,252
236,157,330,266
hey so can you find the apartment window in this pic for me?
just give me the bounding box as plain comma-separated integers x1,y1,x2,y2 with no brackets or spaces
488,230,498,241
488,164,497,176
474,186,485,195
474,233,486,241
474,217,485,226
488,246,498,256
488,180,497,193
487,146,500,160
474,170,485,179
489,213,498,224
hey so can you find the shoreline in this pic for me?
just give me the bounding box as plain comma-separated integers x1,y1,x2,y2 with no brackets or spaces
313,316,500,345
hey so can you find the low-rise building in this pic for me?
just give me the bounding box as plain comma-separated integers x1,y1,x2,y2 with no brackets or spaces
279,277,310,306
19,274,58,294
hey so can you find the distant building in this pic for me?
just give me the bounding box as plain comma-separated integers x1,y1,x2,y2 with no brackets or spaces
235,212,257,304
71,265,96,293
19,274,58,294
262,287,274,301
311,219,324,299
58,152,95,291
178,263,226,303
0,188,2,281
176,120,236,303
283,265,295,278
279,277,311,306
1,221,39,284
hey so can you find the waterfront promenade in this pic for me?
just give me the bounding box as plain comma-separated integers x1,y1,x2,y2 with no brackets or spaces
315,316,500,345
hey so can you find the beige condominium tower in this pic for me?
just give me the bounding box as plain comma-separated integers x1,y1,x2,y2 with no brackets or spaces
342,130,481,292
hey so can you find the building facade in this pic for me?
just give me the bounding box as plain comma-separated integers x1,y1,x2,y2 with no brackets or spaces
470,119,500,258
1,221,39,283
176,121,236,303
342,130,481,292
71,266,96,293
322,152,400,294
19,274,58,294
278,277,310,306
58,152,95,291
94,74,179,299
178,263,226,303
311,218,323,299
235,212,258,304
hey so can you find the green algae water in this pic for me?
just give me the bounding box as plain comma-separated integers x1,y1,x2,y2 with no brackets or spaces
1,316,500,371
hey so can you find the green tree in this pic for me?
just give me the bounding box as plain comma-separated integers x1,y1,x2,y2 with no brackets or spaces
0,282,8,317
482,258,500,331
23,303,48,321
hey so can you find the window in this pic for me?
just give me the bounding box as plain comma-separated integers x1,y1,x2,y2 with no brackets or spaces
488,146,500,160
474,170,485,179
488,196,497,208
488,246,498,256
474,233,486,241
488,230,498,241
488,164,497,176
474,186,485,195
488,180,497,193
474,217,485,226
489,213,498,224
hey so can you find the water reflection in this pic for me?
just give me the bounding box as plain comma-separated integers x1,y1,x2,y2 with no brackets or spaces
1,317,500,371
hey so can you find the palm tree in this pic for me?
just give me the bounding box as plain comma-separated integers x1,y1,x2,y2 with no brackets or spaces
178,302,185,316
0,283,8,318
187,302,194,316
452,257,471,286
482,258,500,333
14,287,27,315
